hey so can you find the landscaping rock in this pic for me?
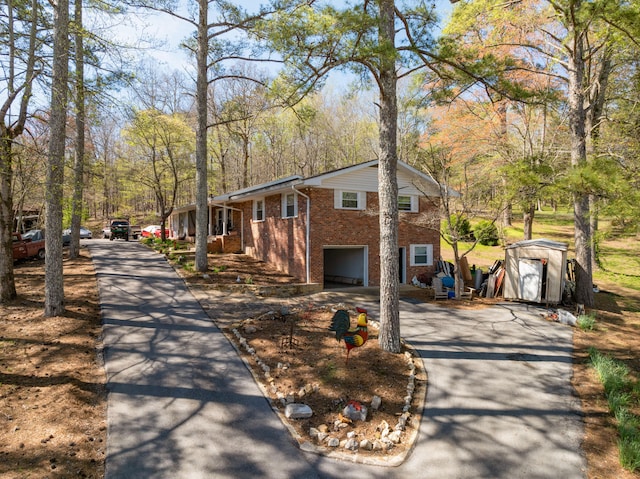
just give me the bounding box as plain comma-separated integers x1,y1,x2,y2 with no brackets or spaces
342,400,367,422
284,403,313,419
360,439,373,451
344,438,359,451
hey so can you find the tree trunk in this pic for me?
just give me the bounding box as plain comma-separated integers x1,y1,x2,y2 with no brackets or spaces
377,0,401,354
194,0,209,272
242,133,250,189
502,199,512,227
523,204,535,240
567,31,594,308
45,0,69,317
452,242,463,299
0,135,17,301
69,0,85,259
586,49,611,271
589,197,599,269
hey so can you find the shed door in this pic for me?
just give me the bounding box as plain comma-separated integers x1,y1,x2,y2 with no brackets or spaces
518,259,543,302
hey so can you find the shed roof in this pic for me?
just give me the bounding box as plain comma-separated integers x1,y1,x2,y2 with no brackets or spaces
505,239,568,251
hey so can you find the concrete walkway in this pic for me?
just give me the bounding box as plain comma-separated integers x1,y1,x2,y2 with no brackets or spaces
89,240,586,479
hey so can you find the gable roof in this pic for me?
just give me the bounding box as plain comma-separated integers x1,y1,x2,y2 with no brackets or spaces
214,175,303,202
211,160,444,203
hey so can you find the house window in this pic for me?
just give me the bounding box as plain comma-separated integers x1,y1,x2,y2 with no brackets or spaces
398,195,417,212
253,199,264,222
282,192,297,218
410,244,433,266
335,190,365,210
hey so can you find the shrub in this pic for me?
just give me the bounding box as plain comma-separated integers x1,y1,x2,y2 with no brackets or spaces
474,220,499,246
447,214,472,242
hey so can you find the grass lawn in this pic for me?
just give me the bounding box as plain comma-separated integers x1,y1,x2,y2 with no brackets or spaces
440,209,640,290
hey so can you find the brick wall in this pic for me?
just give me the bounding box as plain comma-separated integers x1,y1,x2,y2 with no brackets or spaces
221,233,242,253
239,194,309,281
308,189,440,286
236,187,440,286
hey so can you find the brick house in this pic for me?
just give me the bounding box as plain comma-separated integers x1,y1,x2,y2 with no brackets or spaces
170,160,442,287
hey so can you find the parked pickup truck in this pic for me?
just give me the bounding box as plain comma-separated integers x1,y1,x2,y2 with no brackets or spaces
129,224,141,240
13,231,46,261
109,219,130,241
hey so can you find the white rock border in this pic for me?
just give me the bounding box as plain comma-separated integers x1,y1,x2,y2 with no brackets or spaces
229,307,427,467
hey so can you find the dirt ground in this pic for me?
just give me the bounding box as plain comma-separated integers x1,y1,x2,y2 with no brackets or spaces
572,278,640,479
1,246,639,477
0,250,106,479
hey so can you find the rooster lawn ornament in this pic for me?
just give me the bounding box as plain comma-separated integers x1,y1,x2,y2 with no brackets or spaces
328,307,368,364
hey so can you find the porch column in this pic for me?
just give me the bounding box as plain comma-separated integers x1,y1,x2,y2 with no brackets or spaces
222,204,228,236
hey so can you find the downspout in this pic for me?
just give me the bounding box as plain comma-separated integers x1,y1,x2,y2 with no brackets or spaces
292,185,310,284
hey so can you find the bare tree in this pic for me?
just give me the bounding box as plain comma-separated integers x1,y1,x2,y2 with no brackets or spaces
213,71,272,189
416,147,503,299
87,113,121,220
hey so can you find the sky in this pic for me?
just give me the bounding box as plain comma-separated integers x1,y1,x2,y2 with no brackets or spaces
120,0,456,76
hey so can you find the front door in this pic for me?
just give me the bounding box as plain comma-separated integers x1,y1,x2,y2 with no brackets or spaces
215,209,224,235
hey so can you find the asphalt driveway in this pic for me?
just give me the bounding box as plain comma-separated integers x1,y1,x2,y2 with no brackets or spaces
89,240,585,479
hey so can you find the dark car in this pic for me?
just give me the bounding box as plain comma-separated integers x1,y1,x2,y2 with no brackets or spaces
110,220,130,241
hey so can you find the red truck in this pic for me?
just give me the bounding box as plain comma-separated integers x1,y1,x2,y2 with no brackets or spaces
12,231,46,261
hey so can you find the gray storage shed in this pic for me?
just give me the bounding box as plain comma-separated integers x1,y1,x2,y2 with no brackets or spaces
503,239,568,304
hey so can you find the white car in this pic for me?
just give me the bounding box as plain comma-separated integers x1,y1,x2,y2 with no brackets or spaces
63,227,93,239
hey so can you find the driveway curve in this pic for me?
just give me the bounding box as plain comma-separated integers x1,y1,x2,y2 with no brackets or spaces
89,240,585,479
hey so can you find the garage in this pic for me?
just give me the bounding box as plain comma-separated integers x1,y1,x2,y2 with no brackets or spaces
323,246,368,288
